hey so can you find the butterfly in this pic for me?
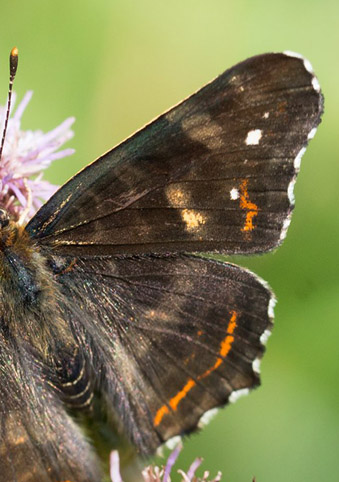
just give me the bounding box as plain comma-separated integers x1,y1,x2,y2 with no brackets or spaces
0,51,323,481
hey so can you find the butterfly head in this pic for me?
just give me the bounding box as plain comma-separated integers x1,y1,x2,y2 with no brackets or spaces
0,208,28,255
0,208,18,248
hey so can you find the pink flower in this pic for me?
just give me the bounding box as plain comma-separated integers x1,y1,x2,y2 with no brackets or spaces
0,91,75,223
110,444,222,482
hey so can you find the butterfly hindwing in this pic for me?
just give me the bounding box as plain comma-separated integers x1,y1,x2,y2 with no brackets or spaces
52,253,273,455
26,52,323,256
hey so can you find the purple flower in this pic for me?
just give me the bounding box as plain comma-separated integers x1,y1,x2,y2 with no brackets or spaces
0,91,75,223
110,444,222,482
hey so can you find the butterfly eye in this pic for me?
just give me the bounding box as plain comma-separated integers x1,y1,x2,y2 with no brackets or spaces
0,209,9,228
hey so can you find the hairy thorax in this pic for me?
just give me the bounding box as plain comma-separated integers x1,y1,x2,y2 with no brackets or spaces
0,221,51,306
0,215,74,358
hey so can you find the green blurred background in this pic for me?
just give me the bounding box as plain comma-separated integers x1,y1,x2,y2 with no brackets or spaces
1,1,337,481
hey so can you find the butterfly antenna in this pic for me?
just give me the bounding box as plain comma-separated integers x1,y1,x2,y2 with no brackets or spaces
0,47,18,164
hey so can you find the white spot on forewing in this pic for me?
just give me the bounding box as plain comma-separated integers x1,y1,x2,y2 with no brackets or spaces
263,112,269,119
260,329,272,345
294,147,306,170
245,129,262,145
230,188,239,200
288,179,296,204
229,388,250,403
198,408,219,428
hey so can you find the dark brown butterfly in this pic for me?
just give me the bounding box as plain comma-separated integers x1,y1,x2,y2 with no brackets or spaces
0,51,323,481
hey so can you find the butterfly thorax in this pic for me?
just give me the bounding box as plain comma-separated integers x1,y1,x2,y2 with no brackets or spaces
0,211,76,359
0,214,52,308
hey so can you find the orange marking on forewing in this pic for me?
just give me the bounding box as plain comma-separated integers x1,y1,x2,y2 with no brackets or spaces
153,311,238,427
239,179,259,232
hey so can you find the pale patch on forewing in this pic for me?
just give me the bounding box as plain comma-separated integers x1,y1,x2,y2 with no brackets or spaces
182,113,225,149
182,209,206,231
245,129,262,145
263,112,270,119
230,188,239,200
165,185,190,208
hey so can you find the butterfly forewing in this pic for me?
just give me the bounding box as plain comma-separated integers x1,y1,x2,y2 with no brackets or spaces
26,53,323,256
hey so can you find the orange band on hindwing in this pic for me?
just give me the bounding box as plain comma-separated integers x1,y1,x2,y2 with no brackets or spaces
153,311,238,427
